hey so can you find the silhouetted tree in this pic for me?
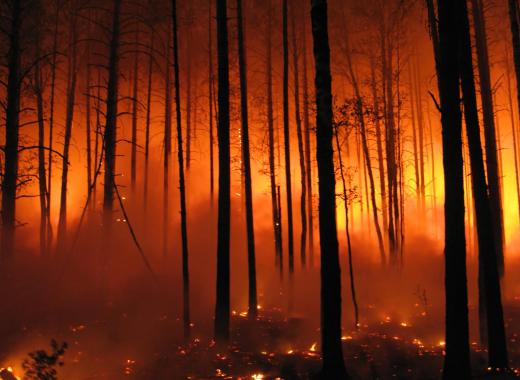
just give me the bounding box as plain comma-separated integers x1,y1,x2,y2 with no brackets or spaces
310,0,350,378
237,0,258,319
172,0,191,340
214,0,231,344
427,0,472,378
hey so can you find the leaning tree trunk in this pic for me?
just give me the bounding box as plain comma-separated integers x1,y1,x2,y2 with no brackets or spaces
237,0,258,319
103,0,122,224
172,0,191,340
310,0,350,378
282,0,295,274
460,0,508,368
471,0,505,278
214,0,231,344
427,0,472,378
1,0,22,260
343,22,386,265
334,125,359,329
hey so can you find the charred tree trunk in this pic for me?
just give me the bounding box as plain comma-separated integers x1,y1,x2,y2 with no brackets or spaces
343,23,386,265
34,44,48,256
310,0,350,378
57,12,78,251
334,126,359,329
459,0,508,368
143,31,154,214
370,56,388,237
131,27,139,191
428,0,472,378
301,5,314,264
291,2,307,268
172,0,191,340
1,0,22,259
103,0,122,224
267,0,283,274
471,0,505,278
185,46,192,171
163,28,172,257
282,0,295,274
209,0,215,202
46,0,61,249
236,0,258,319
214,0,231,344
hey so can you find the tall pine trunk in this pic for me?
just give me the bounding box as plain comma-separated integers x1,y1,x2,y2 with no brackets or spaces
103,0,122,224
236,0,258,318
471,0,505,277
282,0,294,274
428,0,472,378
172,0,191,340
291,2,307,268
267,1,283,274
57,9,78,250
214,0,231,344
459,0,508,367
310,0,350,378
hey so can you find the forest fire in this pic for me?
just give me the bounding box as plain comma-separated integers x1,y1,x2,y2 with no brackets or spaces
2,0,520,378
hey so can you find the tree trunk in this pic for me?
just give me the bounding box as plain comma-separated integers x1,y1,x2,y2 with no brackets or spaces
131,27,139,191
209,0,215,202
1,0,22,259
143,32,154,215
163,27,172,257
370,56,388,238
282,0,295,274
428,0,472,378
334,126,359,329
57,12,78,251
310,0,350,378
236,0,258,319
214,0,231,344
471,0,505,278
301,5,314,265
291,2,307,268
267,0,283,274
35,52,48,257
172,0,191,340
460,0,508,368
103,0,122,224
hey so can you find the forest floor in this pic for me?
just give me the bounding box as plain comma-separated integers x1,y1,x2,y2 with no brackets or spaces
2,300,520,380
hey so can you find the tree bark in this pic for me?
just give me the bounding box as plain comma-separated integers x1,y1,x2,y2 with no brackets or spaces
471,0,505,278
236,0,258,319
172,0,191,340
214,0,231,344
310,0,350,378
282,0,295,274
460,0,508,368
428,0,472,378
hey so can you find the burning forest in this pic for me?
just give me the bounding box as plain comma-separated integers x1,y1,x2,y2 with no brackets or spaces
2,0,520,378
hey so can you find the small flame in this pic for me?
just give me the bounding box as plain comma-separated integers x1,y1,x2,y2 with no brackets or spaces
310,342,317,352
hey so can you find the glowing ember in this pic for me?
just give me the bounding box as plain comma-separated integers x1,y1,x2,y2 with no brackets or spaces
251,374,264,380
